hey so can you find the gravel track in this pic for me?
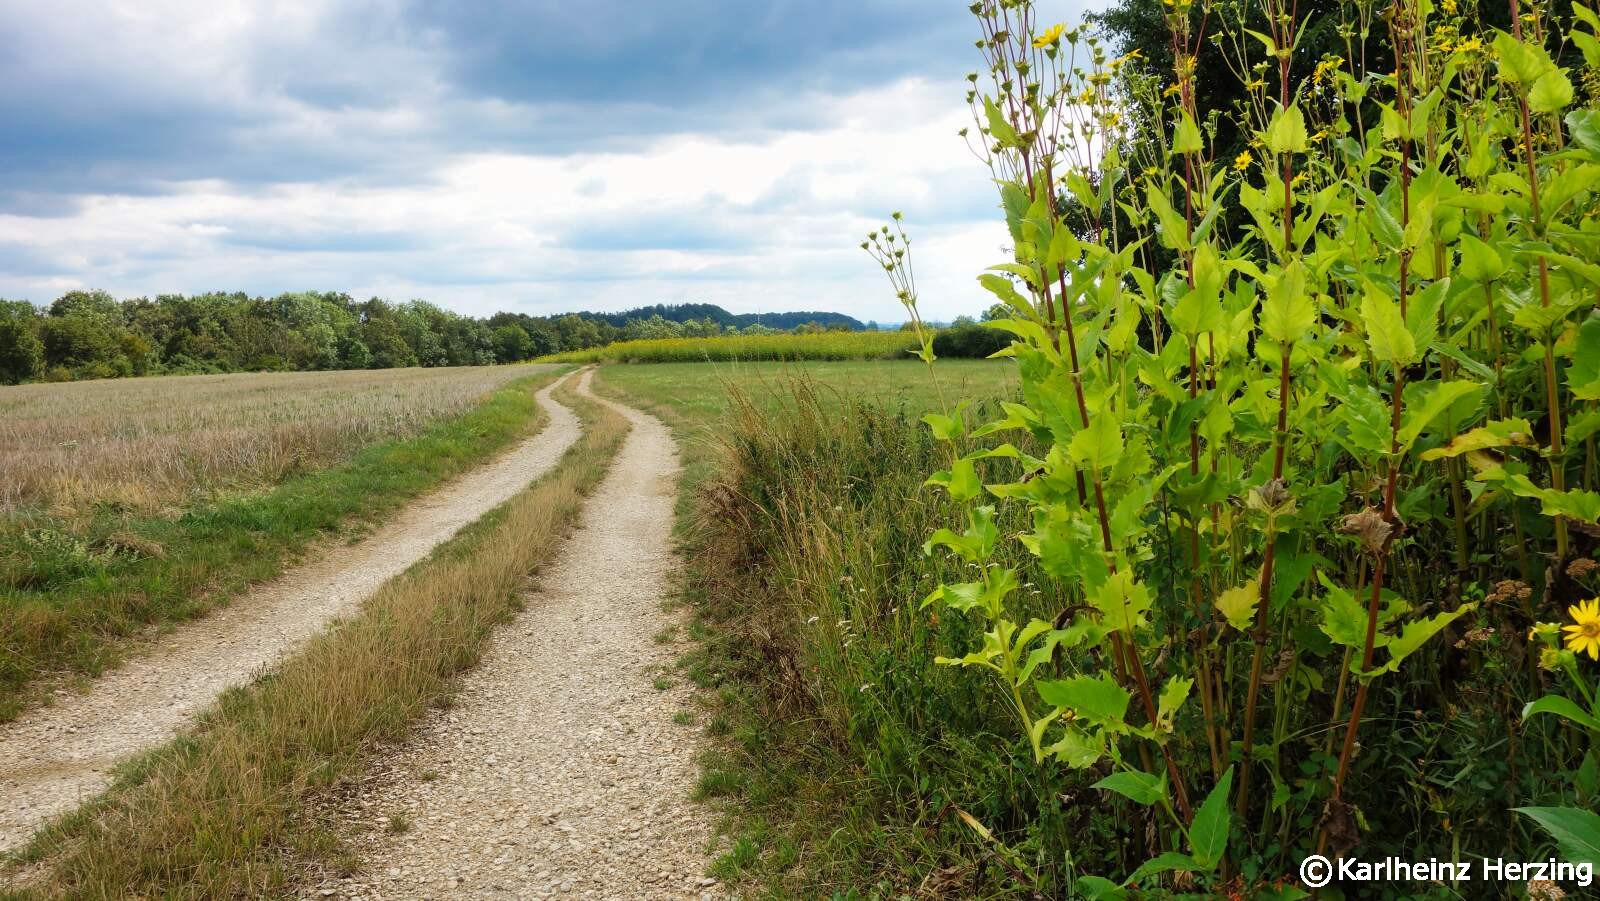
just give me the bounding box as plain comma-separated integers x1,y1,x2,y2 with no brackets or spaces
0,372,583,854
315,371,716,901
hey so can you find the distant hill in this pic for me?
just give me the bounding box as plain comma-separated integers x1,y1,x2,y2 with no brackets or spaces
575,303,866,332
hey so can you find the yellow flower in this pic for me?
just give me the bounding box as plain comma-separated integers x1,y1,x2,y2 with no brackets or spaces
1455,36,1483,54
1033,23,1066,48
1233,151,1251,171
1563,598,1600,660
1246,77,1267,91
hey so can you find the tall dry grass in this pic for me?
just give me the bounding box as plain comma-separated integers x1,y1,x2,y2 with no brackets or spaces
0,366,547,514
3,376,630,899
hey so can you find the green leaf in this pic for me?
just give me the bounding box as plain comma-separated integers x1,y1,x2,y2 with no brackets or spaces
1173,110,1204,154
1361,289,1417,364
1046,724,1107,768
1157,676,1193,730
1494,32,1555,85
1569,315,1600,400
1530,68,1575,113
1515,807,1600,866
1397,380,1485,452
1318,576,1384,650
1037,673,1131,727
1457,232,1507,282
925,457,981,502
1092,570,1153,633
1265,103,1308,154
1420,418,1536,461
1567,109,1600,154
1215,583,1260,632
1145,181,1192,253
1074,875,1127,900
1260,260,1314,343
1187,765,1234,870
983,96,1020,148
1369,603,1478,676
1125,852,1200,885
1405,279,1449,353
1523,695,1600,732
1068,414,1125,473
1093,770,1167,806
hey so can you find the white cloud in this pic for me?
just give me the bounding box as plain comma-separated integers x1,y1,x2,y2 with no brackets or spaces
0,70,1011,322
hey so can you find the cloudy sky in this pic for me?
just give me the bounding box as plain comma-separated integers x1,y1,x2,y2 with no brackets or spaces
0,1,1091,323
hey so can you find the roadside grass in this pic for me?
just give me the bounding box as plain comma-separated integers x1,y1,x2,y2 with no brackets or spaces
538,331,920,364
0,366,565,721
0,375,630,899
591,361,1045,896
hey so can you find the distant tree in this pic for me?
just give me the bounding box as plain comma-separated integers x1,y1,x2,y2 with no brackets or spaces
493,325,533,363
524,321,560,357
40,313,120,370
362,316,416,369
48,289,121,322
0,315,44,384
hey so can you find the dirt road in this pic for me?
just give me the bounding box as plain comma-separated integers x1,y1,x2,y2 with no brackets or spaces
318,372,715,900
0,373,583,854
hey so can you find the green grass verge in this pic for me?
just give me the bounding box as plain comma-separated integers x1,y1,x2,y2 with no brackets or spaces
2,376,629,898
592,360,1042,897
0,365,567,721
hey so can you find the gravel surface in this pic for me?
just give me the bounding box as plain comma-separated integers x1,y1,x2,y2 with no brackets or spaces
0,373,583,854
314,372,717,901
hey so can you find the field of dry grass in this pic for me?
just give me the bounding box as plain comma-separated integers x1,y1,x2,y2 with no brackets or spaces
0,366,542,514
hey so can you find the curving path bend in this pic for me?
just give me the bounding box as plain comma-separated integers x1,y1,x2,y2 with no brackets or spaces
315,371,717,900
0,371,584,854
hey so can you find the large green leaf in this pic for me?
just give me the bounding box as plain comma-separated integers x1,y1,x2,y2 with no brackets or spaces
1216,583,1260,632
1457,233,1507,282
1187,765,1235,870
1569,315,1600,400
1265,103,1308,154
1093,570,1153,633
1037,673,1131,727
1397,380,1485,452
1515,807,1600,866
1361,289,1417,364
1068,414,1125,473
1523,694,1600,732
1125,852,1200,885
1093,770,1167,806
1420,417,1536,461
1530,67,1575,113
1367,603,1478,676
1260,260,1314,343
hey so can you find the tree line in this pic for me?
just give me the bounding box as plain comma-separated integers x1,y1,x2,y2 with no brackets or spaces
0,291,863,385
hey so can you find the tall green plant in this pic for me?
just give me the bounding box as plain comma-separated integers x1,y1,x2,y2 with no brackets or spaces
877,0,1600,892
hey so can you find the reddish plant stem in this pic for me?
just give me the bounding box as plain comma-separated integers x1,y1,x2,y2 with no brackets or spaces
1318,14,1415,854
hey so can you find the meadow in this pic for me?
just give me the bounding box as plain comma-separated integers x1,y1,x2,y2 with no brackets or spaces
0,364,561,720
0,366,539,514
